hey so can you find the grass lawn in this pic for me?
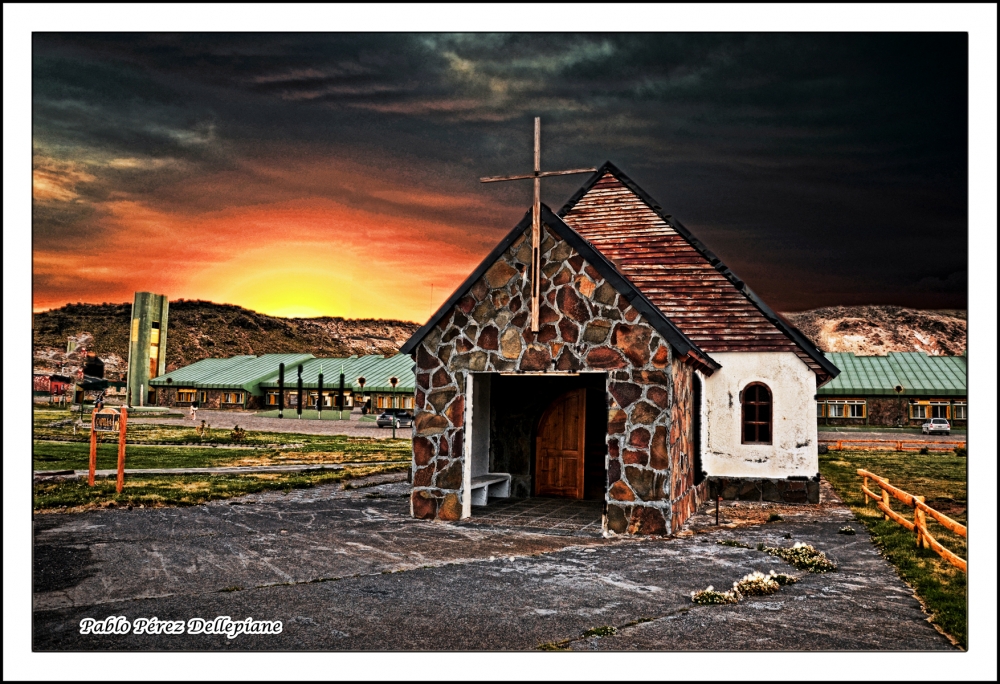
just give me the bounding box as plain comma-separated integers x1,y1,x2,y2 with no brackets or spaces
33,463,408,512
33,436,411,472
820,450,967,648
254,409,355,420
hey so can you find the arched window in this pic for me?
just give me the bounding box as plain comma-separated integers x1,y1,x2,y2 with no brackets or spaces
741,383,772,445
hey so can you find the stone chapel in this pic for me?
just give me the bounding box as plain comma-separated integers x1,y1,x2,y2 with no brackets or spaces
400,162,840,535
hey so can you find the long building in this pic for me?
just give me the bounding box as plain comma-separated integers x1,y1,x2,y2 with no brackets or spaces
149,353,415,411
817,351,966,427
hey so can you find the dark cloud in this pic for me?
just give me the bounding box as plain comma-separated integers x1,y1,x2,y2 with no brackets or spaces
32,32,967,311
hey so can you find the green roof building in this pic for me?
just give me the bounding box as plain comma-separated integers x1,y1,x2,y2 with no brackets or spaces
150,353,415,412
817,352,966,426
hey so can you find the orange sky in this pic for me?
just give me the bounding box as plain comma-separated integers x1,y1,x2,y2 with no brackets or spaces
32,150,525,322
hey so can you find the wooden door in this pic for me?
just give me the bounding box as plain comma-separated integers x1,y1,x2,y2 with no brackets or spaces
535,388,586,499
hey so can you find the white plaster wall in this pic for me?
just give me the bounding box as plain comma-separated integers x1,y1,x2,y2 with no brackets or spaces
701,352,818,479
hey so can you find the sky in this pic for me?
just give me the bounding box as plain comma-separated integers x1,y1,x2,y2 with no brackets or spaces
31,32,969,321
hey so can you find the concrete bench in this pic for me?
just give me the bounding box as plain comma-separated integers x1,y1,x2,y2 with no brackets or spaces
470,473,511,506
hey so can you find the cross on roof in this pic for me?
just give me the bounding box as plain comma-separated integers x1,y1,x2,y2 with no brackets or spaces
481,117,596,331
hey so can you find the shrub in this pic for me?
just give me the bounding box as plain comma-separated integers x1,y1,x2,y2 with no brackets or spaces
838,525,856,535
230,426,247,443
955,446,967,458
759,542,837,573
691,586,738,605
766,513,783,523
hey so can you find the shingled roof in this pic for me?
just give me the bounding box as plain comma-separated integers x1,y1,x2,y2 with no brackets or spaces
559,162,839,385
400,206,720,374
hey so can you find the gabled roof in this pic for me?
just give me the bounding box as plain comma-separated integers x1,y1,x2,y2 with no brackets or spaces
258,354,415,393
559,162,839,384
399,205,720,374
150,354,314,395
818,352,966,397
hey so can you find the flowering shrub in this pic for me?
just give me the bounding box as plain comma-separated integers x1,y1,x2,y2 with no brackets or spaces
691,586,738,605
759,542,837,573
837,525,856,535
693,571,798,605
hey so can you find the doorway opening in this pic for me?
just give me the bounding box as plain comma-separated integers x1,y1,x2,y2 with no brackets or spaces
464,372,608,521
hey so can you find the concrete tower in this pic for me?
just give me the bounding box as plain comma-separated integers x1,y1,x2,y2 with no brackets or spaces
126,292,169,407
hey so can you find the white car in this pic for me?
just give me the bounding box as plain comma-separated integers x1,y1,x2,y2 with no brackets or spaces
921,417,951,435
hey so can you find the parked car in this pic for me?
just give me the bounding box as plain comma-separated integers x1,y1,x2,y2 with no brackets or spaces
922,417,951,435
376,410,413,429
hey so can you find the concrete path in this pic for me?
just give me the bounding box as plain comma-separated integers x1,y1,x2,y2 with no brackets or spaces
32,476,955,651
128,409,405,439
818,429,965,442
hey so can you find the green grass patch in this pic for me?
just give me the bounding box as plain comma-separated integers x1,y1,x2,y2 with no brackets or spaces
254,409,354,420
32,437,412,472
33,463,407,512
820,450,967,648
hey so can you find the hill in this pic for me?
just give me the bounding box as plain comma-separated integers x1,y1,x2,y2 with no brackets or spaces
780,306,967,356
32,300,421,380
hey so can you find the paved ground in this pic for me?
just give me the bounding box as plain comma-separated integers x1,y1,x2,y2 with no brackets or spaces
32,475,955,651
129,409,404,439
818,429,965,442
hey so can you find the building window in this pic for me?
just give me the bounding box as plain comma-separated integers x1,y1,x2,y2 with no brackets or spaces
266,392,279,406
930,402,950,419
910,404,929,420
827,400,866,418
199,391,207,404
953,402,967,420
403,396,414,410
177,389,196,403
816,402,826,418
741,383,772,445
222,392,245,405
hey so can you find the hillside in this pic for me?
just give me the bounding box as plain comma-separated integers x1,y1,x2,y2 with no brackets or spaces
780,306,967,356
32,300,421,380
32,301,968,381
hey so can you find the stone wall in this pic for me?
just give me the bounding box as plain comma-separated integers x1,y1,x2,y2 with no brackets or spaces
411,223,699,535
152,387,258,410
708,476,820,504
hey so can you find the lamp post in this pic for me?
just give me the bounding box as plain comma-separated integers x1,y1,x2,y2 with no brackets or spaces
317,370,324,421
357,377,366,417
389,376,399,438
277,362,285,419
296,364,303,419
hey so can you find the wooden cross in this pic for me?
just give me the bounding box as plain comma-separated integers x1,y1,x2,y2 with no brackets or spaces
481,117,596,331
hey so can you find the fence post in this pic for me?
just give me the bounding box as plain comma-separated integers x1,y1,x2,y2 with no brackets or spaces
836,440,842,451
88,408,97,487
914,495,926,549
862,475,870,506
881,478,891,521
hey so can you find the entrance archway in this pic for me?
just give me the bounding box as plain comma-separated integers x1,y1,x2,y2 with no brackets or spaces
534,388,587,499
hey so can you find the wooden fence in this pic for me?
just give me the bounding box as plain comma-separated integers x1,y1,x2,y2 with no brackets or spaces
823,439,965,452
858,468,967,572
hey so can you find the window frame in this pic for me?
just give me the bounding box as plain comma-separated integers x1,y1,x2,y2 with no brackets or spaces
740,382,773,445
177,389,196,403
953,402,967,420
826,399,866,418
221,391,245,405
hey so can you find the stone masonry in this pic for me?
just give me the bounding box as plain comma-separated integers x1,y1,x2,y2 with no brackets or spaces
410,224,701,535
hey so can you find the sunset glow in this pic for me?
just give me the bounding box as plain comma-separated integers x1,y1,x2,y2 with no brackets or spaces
31,33,969,318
